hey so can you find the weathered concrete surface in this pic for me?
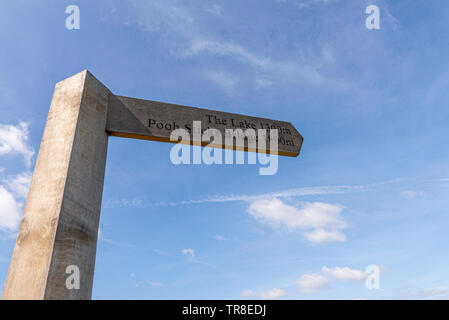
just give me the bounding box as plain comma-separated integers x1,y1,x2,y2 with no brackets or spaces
107,95,303,157
2,70,110,300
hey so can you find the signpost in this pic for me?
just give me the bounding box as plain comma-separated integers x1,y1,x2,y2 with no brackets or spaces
1,70,303,300
107,95,303,156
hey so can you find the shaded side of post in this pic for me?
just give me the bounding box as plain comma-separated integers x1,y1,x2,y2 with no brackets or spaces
2,70,110,299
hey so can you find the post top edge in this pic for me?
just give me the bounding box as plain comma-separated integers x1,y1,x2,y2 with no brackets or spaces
55,69,89,86
55,69,110,93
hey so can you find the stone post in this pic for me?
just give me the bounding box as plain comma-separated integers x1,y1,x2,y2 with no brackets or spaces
2,70,110,299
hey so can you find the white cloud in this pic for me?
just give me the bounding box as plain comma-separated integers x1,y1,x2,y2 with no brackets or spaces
5,171,32,199
213,235,226,241
181,248,195,258
295,265,381,294
0,122,34,232
247,198,347,244
322,266,367,282
296,273,330,293
0,122,34,167
206,71,239,95
241,288,288,299
304,229,346,244
248,199,346,230
0,186,21,230
179,248,215,267
400,190,425,199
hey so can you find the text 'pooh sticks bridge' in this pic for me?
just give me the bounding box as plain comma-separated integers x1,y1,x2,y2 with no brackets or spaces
1,70,303,300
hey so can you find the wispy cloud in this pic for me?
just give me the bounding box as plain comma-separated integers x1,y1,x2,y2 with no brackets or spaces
204,4,223,16
125,0,406,113
181,248,195,258
136,280,166,288
170,179,399,205
103,197,144,209
255,77,273,89
213,234,227,241
400,190,425,200
148,281,165,288
185,39,270,69
406,288,448,299
128,0,338,92
241,288,288,299
205,70,239,95
98,228,141,249
104,178,440,208
294,0,333,9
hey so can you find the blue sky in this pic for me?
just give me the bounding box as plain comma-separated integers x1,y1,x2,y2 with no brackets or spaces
1,0,449,299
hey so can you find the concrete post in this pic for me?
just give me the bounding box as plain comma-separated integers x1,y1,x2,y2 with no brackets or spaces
2,70,110,299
